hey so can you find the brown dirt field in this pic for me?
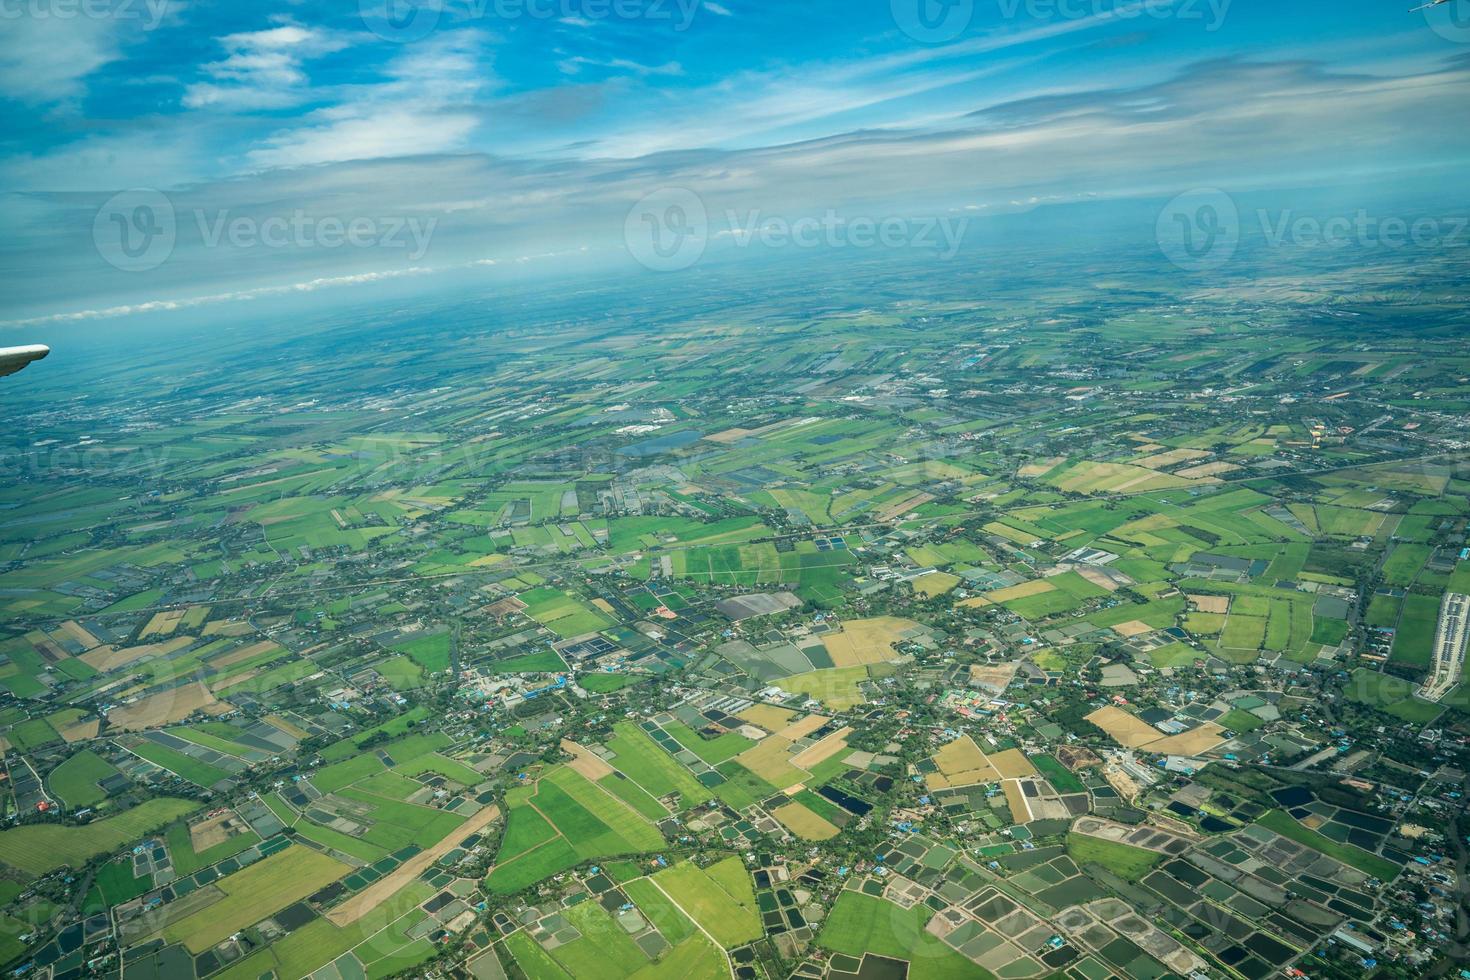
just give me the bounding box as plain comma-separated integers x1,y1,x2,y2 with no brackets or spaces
770,802,839,841
968,662,1020,691
1002,780,1032,823
1110,620,1154,638
1133,448,1210,469
1085,706,1163,748
207,640,283,670
55,621,101,650
774,713,830,742
1145,723,1225,756
1187,594,1231,615
705,427,755,444
1055,746,1101,771
1075,566,1122,592
107,681,230,732
203,620,254,637
957,596,994,608
1177,461,1239,479
789,727,852,771
821,617,920,668
988,748,1038,779
736,704,797,732
875,492,933,522
264,714,309,739
735,736,806,789
210,668,258,692
932,734,988,775
562,739,614,780
58,719,101,743
986,580,1055,603
1104,766,1141,803
190,811,244,851
483,596,528,617
1017,457,1064,478
81,636,195,672
329,804,500,927
140,610,186,638
926,735,1000,789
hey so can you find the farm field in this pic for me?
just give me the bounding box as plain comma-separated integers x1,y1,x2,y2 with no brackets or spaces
654,859,763,948
161,846,349,952
0,799,197,877
0,194,1466,980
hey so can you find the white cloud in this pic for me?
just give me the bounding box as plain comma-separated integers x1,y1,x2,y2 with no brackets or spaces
243,31,491,168
7,56,1468,326
0,15,123,105
183,21,348,110
558,57,684,77
1,267,437,328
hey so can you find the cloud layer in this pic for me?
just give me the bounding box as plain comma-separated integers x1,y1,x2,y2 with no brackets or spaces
1,1,1467,325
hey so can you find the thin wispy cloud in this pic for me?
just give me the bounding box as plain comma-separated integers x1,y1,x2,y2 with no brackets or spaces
184,21,349,110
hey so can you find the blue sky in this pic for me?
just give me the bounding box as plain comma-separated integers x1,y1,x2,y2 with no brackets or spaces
2,0,1468,326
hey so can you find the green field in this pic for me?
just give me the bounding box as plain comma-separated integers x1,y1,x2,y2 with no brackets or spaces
47,750,120,808
166,820,262,875
127,741,233,789
82,857,154,914
1344,668,1443,724
163,846,348,952
1065,834,1163,881
1218,708,1267,733
623,877,697,944
486,766,663,894
0,798,198,876
392,633,452,672
1030,753,1085,793
1391,593,1442,668
604,721,711,811
654,859,762,948
818,891,990,980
